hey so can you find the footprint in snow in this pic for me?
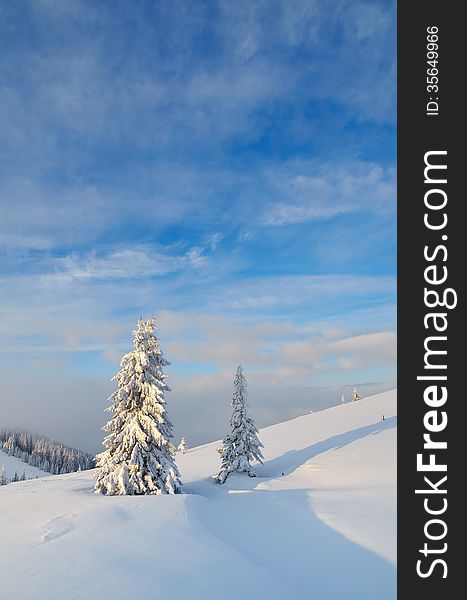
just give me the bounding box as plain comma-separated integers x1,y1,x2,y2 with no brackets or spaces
41,513,77,543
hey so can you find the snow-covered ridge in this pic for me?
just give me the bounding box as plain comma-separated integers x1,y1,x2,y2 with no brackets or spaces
0,389,396,600
0,429,94,475
0,449,49,482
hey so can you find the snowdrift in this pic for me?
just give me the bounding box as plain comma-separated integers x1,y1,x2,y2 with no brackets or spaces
0,389,396,599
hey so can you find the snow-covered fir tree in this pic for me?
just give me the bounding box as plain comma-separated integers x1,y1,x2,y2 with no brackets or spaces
216,364,264,484
353,387,362,402
94,318,182,496
341,393,346,404
0,465,7,486
177,436,188,454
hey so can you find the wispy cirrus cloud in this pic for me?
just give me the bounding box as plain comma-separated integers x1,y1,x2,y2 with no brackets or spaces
0,262,395,353
52,245,208,281
1,0,395,172
264,161,395,225
0,0,396,449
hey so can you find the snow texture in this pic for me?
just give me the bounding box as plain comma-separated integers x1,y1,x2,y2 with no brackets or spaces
0,389,396,599
94,318,181,496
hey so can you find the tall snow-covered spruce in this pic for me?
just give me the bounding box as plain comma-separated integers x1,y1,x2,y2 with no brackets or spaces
94,318,181,495
216,364,264,484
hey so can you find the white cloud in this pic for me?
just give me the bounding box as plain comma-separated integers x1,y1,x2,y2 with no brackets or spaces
0,179,111,250
0,1,396,451
161,312,396,390
223,274,395,310
0,0,395,177
52,245,207,281
264,161,395,225
0,267,395,357
0,308,396,449
208,233,224,251
274,331,396,382
284,330,396,366
0,311,395,450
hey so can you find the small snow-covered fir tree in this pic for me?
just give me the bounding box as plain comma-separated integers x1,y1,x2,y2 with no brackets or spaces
341,393,346,404
216,364,264,484
94,318,182,496
0,465,7,485
177,436,188,454
352,387,362,402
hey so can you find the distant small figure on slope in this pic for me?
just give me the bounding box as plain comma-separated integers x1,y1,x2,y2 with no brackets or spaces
178,436,188,454
216,364,264,484
352,387,362,402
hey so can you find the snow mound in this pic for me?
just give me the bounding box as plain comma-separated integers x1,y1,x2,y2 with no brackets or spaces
41,513,77,543
0,389,396,599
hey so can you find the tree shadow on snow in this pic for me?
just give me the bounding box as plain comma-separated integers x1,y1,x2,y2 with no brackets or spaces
257,416,397,480
185,417,397,599
186,484,396,600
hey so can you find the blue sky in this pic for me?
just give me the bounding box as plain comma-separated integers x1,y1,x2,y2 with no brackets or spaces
0,0,396,452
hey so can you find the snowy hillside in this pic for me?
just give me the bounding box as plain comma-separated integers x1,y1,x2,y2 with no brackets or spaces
0,449,49,481
0,390,396,600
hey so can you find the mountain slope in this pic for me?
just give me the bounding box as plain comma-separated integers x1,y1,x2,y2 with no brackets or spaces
0,389,396,600
0,449,49,481
0,429,95,474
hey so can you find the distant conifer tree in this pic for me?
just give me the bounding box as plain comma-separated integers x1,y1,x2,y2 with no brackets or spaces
216,365,264,484
177,437,188,454
353,387,362,402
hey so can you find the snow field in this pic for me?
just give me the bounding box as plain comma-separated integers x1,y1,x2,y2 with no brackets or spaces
0,389,396,599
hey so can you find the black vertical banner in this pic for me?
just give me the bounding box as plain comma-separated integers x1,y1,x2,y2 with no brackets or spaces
398,2,461,598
